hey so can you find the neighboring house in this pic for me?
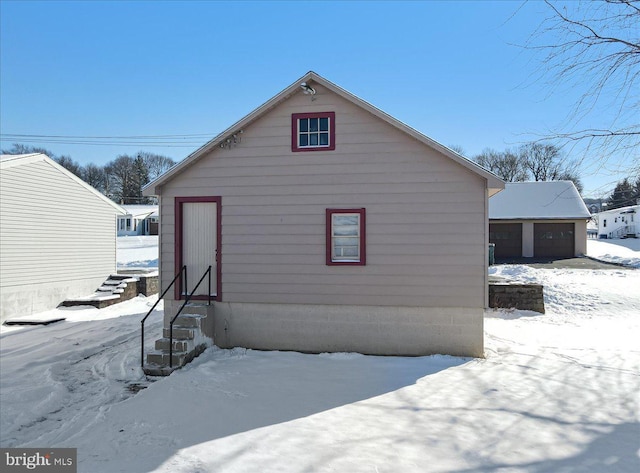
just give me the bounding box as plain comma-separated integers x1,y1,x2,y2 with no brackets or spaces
117,205,159,236
143,71,504,358
489,181,591,259
0,154,126,322
595,204,639,239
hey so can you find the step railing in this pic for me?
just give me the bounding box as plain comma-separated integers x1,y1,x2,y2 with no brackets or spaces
613,225,634,239
140,265,187,368
169,266,212,368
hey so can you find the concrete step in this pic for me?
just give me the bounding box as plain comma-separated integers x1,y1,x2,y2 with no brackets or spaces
163,326,195,340
110,274,140,281
180,303,210,317
172,313,205,328
155,337,193,352
103,279,123,286
144,342,209,376
97,286,115,292
142,364,178,376
146,350,187,367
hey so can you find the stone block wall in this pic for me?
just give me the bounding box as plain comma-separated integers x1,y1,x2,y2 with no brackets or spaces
136,275,159,296
488,283,545,314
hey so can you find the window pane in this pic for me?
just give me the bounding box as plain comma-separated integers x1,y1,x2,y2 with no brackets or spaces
341,246,359,257
299,119,308,132
309,118,318,132
319,117,329,131
334,237,358,246
319,133,329,145
334,225,358,236
310,133,318,146
333,215,358,226
299,134,308,147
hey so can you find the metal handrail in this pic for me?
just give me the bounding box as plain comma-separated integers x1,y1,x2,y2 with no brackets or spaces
140,266,186,368
169,266,212,368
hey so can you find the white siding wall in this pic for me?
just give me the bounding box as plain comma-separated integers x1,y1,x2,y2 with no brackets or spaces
0,159,119,320
159,85,487,310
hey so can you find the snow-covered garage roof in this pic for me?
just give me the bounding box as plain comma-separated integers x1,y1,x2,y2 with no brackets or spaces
489,181,591,220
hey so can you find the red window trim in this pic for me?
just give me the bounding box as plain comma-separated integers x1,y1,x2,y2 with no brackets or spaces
291,111,336,152
174,196,222,301
326,208,366,266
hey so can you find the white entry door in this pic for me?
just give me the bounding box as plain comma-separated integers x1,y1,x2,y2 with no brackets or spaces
182,201,217,297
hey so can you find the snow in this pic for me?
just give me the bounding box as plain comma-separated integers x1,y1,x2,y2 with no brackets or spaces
489,181,591,219
2,240,639,472
587,238,640,268
117,235,159,270
121,205,158,218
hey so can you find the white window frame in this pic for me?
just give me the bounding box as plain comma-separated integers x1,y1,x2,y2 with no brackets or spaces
326,208,366,266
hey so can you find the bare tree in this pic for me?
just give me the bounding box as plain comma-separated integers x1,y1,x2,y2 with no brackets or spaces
519,142,583,191
106,155,137,204
54,155,84,178
82,163,107,193
475,148,529,182
529,1,640,166
138,151,176,180
519,143,563,181
1,143,55,156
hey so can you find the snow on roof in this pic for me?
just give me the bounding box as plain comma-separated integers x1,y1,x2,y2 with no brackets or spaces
121,205,158,218
596,204,639,216
489,181,591,220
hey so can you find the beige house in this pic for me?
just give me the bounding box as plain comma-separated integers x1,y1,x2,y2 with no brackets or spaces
144,71,504,358
489,181,590,259
0,153,125,322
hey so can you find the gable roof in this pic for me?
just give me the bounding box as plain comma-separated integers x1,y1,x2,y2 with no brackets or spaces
143,71,504,196
121,204,158,219
0,153,126,214
597,204,639,216
489,181,591,220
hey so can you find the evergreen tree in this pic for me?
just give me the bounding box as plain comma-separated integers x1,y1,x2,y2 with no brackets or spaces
608,178,635,210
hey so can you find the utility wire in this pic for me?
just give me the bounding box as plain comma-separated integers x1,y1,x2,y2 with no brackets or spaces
0,132,216,147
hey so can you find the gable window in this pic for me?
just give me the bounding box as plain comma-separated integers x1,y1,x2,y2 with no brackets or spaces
292,112,336,152
326,208,366,266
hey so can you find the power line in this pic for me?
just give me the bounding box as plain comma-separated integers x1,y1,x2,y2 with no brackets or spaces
0,132,216,147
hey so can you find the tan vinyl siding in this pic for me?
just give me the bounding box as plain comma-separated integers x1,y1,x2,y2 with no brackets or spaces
0,160,118,289
159,84,487,309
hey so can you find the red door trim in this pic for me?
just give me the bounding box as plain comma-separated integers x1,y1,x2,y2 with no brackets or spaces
174,196,222,301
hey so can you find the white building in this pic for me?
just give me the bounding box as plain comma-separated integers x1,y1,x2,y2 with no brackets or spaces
596,204,639,239
0,154,125,322
117,205,159,236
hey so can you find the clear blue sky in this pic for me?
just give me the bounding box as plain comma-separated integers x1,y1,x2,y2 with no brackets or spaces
0,0,634,198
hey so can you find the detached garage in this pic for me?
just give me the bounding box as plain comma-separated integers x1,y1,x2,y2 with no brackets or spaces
489,181,590,259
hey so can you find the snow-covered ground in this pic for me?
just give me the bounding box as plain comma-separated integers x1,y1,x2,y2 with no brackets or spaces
587,238,640,268
117,235,159,270
1,240,639,472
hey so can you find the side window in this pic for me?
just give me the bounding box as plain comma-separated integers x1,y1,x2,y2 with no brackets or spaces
326,209,366,266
